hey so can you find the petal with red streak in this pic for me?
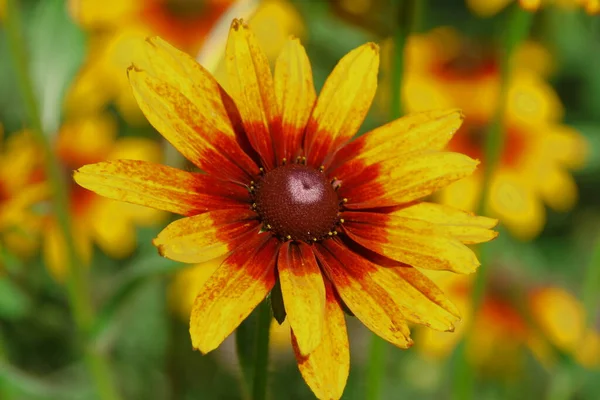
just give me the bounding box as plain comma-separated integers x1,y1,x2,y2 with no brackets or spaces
315,240,413,348
304,43,379,168
340,151,478,209
226,19,278,170
273,38,316,163
293,281,349,400
190,235,279,353
153,208,260,263
74,160,249,216
278,242,326,355
329,109,464,173
342,211,480,274
391,202,498,244
128,36,258,183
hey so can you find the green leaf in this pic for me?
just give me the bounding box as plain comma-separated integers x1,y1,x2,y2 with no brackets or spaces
27,0,85,135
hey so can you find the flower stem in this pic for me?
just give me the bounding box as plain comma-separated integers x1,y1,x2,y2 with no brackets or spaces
451,5,533,400
5,2,121,400
0,335,13,400
252,300,271,400
366,2,420,399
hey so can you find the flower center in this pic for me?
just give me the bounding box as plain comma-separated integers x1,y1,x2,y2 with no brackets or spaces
253,164,340,242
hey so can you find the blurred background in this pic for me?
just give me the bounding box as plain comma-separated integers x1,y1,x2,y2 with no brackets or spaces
1,0,600,399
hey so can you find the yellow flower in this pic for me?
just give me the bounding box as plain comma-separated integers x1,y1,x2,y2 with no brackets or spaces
417,273,599,372
74,20,497,399
66,0,304,124
402,28,586,240
467,0,599,16
43,113,165,280
529,287,600,368
0,129,47,259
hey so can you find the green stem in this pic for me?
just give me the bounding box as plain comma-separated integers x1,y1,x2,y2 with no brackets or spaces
451,5,533,400
582,237,600,328
0,334,13,400
5,2,121,400
366,336,387,400
252,301,271,400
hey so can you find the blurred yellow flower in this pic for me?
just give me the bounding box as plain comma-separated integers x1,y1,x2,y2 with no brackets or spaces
402,28,587,240
66,0,304,124
417,272,599,373
0,129,46,259
43,113,165,280
70,0,233,54
467,0,600,16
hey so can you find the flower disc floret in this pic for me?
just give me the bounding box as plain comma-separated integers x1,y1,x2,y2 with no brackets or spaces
253,163,340,242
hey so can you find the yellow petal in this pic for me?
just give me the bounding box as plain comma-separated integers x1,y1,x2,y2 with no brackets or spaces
529,287,585,353
341,152,479,209
488,172,545,241
278,242,326,355
304,42,379,167
273,37,316,162
169,257,225,320
293,281,349,400
316,240,413,348
153,208,260,263
536,166,578,212
88,199,137,259
342,212,481,274
541,125,587,170
128,36,258,182
190,235,278,353
74,160,248,216
226,19,278,169
330,109,464,171
392,202,498,244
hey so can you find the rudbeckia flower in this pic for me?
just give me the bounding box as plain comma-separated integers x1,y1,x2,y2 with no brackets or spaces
417,272,599,374
43,114,165,280
466,0,599,16
74,19,497,399
401,28,587,240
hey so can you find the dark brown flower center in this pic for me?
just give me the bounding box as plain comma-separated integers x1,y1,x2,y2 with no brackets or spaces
253,164,340,242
